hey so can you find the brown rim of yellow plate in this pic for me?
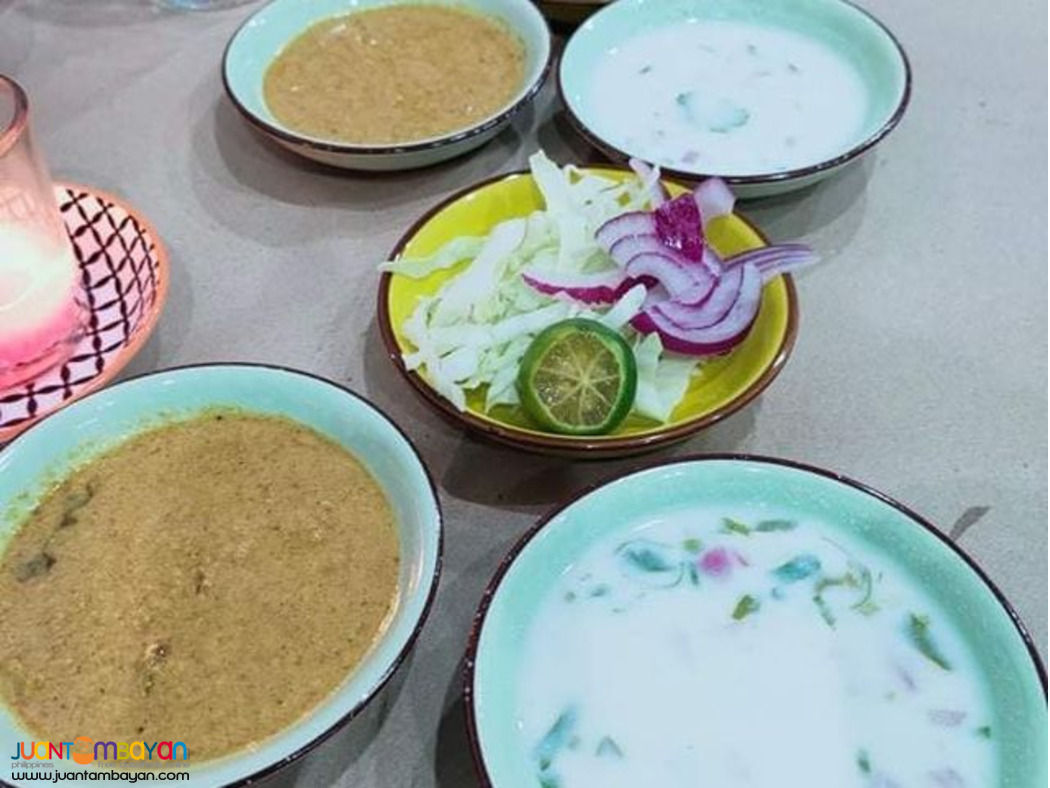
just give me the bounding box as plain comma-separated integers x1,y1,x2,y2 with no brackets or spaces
375,167,799,458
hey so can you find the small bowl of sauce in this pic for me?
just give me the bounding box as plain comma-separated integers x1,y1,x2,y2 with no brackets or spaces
223,0,551,170
559,0,911,197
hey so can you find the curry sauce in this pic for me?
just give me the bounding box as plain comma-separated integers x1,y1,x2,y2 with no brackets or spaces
264,5,526,144
0,413,399,762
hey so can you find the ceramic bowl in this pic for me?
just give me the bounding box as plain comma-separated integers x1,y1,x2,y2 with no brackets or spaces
0,184,169,443
0,364,442,788
559,0,911,197
223,0,551,171
465,455,1047,788
377,167,798,459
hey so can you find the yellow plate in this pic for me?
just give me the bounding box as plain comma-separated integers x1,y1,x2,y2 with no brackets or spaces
377,168,798,458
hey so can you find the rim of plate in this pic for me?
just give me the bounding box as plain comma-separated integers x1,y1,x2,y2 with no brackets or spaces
0,362,444,788
461,453,1048,788
376,167,799,456
221,0,553,157
556,0,913,187
0,182,172,443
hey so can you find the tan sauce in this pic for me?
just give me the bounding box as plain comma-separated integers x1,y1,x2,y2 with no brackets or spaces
0,412,399,762
263,5,526,144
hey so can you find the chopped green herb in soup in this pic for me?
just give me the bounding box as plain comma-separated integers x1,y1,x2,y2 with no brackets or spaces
516,508,994,787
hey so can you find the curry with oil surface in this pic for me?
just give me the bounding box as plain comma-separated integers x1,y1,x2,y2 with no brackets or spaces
264,4,526,144
0,413,399,762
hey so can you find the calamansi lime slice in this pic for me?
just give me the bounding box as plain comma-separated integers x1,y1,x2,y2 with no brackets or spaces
518,319,637,436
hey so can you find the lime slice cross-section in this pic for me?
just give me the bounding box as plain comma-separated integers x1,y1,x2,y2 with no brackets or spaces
517,318,637,436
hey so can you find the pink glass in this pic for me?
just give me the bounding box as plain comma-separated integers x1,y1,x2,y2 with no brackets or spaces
0,74,85,389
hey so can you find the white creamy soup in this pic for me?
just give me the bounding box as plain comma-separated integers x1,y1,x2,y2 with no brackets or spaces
584,21,870,174
515,507,995,788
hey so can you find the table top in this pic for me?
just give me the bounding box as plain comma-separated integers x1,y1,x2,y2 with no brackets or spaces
2,1,1045,785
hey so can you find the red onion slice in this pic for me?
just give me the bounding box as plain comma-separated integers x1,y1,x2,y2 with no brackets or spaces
521,268,630,304
610,234,721,277
612,235,715,301
703,245,726,276
694,177,736,229
609,233,675,265
654,194,704,262
650,263,746,328
623,252,716,305
631,264,763,356
724,243,818,281
595,211,658,253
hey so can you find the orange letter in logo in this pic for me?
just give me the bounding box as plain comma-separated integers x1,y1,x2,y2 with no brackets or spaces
71,737,94,765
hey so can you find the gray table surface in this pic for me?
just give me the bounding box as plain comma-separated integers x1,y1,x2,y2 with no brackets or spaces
2,1,1045,785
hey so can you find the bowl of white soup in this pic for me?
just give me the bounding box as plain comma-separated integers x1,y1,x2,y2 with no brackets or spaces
465,456,1047,788
558,0,911,197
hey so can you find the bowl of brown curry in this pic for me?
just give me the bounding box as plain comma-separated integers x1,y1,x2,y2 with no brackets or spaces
0,363,442,787
223,0,552,170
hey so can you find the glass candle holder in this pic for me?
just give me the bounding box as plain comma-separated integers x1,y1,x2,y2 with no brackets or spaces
0,74,85,389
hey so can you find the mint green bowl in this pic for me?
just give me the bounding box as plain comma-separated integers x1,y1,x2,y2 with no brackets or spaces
559,0,911,197
0,364,442,788
465,456,1047,788
223,0,552,171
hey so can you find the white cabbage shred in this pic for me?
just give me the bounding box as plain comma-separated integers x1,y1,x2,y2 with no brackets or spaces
381,151,702,422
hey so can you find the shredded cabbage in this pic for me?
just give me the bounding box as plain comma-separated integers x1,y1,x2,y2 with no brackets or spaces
632,333,700,422
381,151,703,420
377,235,486,279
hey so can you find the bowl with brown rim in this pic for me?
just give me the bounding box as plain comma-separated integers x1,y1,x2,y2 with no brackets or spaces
222,0,552,171
557,0,911,198
0,363,443,787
